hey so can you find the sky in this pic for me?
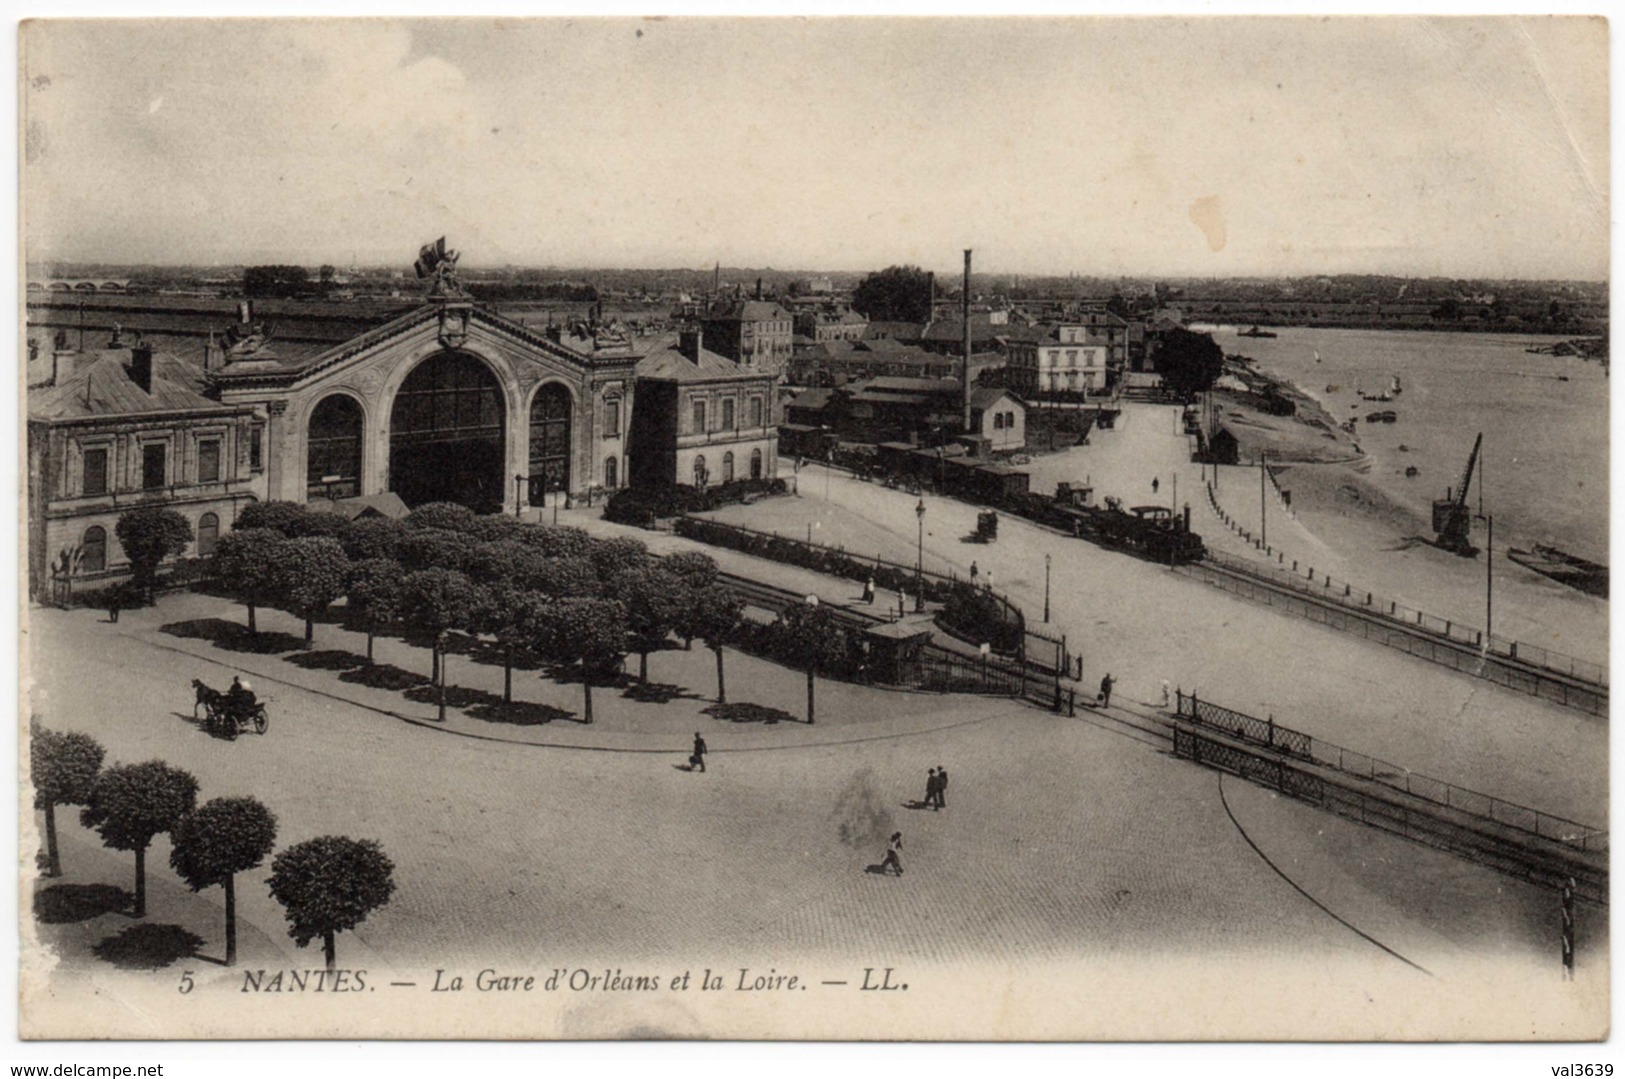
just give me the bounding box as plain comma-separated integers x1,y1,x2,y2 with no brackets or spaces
19,16,1611,279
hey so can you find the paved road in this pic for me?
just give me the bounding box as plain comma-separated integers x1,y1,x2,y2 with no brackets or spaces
728,458,1604,826
25,593,1605,1038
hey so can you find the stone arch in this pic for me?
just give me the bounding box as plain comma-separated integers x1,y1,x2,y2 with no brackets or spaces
197,512,221,557
388,350,509,512
80,526,107,574
527,381,574,506
305,392,366,500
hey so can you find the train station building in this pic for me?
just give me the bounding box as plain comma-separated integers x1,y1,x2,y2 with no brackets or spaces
27,284,778,597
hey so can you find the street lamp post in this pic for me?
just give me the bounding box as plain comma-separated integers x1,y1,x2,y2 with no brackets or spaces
1044,552,1051,623
804,594,818,724
1485,513,1494,645
914,498,926,613
514,474,525,518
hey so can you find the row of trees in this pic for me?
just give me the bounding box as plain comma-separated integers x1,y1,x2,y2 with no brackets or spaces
31,723,394,969
211,501,752,723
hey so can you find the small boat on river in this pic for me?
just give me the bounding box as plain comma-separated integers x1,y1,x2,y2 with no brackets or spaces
1238,326,1278,338
1507,545,1609,599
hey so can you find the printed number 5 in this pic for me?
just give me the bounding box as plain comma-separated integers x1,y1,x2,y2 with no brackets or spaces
178,971,194,994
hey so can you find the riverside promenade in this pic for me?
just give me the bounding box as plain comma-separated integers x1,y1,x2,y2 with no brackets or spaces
708,425,1605,828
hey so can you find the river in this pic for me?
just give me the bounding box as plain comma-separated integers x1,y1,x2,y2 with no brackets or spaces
1193,325,1609,565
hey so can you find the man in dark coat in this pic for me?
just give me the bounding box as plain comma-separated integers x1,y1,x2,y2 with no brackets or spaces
1099,673,1115,708
691,732,708,773
934,765,948,809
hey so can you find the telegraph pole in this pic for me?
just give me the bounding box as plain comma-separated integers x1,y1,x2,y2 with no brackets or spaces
1260,450,1267,549
1485,514,1494,644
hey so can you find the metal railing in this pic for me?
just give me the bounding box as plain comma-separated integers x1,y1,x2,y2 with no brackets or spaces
1177,691,1312,758
1173,725,1605,903
1178,556,1607,717
1202,480,1606,688
1175,691,1606,853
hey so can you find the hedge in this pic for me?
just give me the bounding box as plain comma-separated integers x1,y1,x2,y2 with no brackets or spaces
602,479,788,528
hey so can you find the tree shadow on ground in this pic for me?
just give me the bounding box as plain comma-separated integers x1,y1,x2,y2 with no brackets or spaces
34,883,133,924
339,663,429,692
284,648,367,673
465,640,544,673
702,701,798,725
91,924,204,970
464,699,575,726
621,680,703,705
403,683,502,710
160,618,305,656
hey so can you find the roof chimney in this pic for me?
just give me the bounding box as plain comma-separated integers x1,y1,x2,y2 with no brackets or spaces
130,344,154,395
679,326,703,363
52,349,75,387
755,277,763,301
962,249,973,433
237,300,253,325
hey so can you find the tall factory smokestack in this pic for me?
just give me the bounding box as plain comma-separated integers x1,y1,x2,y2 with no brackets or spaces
962,249,973,433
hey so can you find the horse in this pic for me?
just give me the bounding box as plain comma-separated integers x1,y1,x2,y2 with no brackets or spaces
191,678,223,721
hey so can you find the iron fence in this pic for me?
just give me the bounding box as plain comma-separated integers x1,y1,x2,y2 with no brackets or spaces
1176,691,1313,758
1203,482,1607,690
1176,691,1607,853
1177,556,1607,717
1174,725,1606,903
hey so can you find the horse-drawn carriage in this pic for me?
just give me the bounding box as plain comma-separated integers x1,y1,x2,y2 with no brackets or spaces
191,679,269,738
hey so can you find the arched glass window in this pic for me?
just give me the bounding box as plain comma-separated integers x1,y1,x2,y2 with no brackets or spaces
604,455,619,490
307,394,363,500
197,512,220,557
81,526,107,573
693,455,708,487
750,448,763,480
722,451,735,483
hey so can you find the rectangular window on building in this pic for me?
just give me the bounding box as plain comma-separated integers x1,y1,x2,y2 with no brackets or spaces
722,399,736,430
249,427,263,470
198,438,221,483
692,399,707,434
605,399,621,437
82,448,108,496
749,396,764,427
142,443,167,490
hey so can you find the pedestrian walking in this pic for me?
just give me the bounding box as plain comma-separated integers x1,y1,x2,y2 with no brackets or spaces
1098,673,1115,708
1152,477,1160,494
984,569,995,591
934,766,948,809
923,767,938,807
862,575,876,604
107,586,121,624
1160,680,1171,708
969,561,979,585
880,832,904,876
690,732,708,773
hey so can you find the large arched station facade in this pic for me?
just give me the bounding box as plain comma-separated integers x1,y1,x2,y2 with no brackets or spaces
212,301,636,514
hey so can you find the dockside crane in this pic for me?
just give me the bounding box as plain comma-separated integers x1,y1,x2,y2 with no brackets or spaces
1432,432,1483,556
